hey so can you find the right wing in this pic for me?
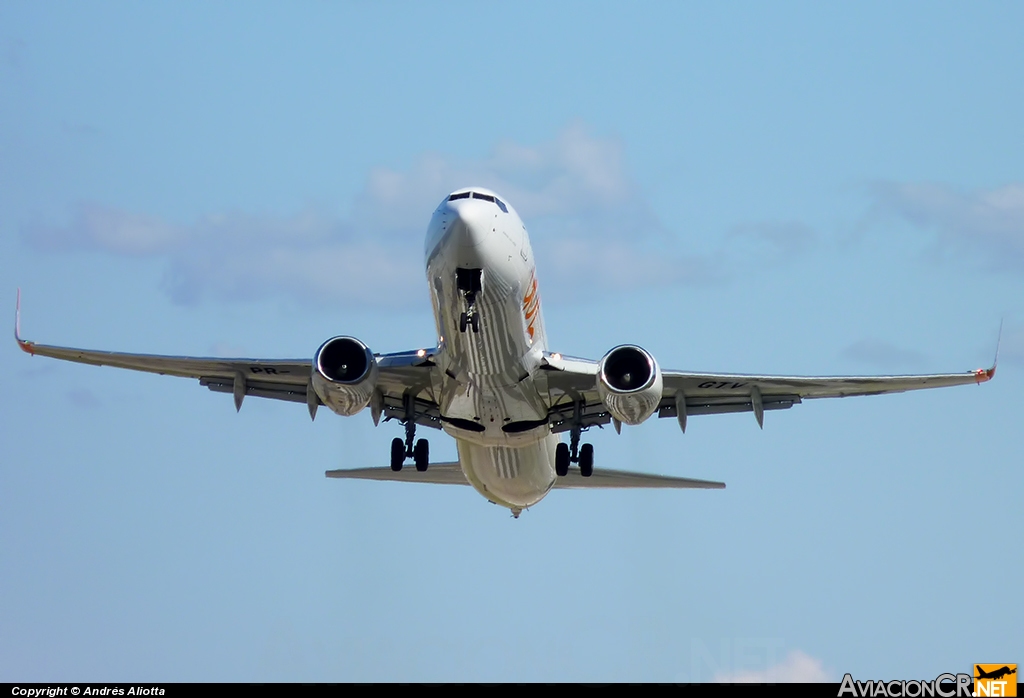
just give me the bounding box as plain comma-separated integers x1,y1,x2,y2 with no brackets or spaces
326,463,725,489
541,352,995,432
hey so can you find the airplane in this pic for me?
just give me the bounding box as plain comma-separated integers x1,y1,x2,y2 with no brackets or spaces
975,666,1016,681
15,187,997,518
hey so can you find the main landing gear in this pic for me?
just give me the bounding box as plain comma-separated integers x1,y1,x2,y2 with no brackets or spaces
555,408,594,478
390,394,429,472
456,268,482,334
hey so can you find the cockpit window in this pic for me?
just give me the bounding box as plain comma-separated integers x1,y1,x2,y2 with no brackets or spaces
449,191,507,212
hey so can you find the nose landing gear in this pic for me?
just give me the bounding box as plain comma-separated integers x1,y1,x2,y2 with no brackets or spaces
456,268,482,334
459,311,480,334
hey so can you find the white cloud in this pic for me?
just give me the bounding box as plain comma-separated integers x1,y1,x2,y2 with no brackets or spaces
23,122,808,308
351,120,639,230
30,204,180,256
866,181,1024,273
28,203,419,307
714,650,831,683
539,237,722,298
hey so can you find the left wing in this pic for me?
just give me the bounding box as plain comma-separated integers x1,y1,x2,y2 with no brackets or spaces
541,352,995,432
19,335,315,405
15,291,441,422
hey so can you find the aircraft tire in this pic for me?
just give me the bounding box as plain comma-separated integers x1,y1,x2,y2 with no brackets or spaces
459,313,468,332
579,443,594,478
390,437,405,471
414,438,429,472
470,314,480,333
555,442,570,477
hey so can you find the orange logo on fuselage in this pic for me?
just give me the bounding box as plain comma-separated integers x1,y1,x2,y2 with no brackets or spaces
522,274,540,340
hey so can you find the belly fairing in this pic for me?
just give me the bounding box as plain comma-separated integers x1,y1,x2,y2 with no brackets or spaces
458,436,558,510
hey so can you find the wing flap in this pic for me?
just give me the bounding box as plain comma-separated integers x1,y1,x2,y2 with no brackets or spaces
657,393,800,419
201,377,311,404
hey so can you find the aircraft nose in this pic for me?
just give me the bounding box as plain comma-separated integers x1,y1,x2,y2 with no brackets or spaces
448,201,491,249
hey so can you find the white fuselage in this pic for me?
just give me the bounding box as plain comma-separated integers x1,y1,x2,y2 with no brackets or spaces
424,188,559,513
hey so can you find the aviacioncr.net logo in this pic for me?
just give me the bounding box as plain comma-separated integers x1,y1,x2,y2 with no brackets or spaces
839,673,973,697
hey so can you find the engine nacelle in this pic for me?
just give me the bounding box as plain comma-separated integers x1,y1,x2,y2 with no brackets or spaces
596,344,663,425
311,336,379,417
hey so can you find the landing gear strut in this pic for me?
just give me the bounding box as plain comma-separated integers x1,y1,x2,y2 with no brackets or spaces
457,268,482,334
555,400,594,478
390,393,430,472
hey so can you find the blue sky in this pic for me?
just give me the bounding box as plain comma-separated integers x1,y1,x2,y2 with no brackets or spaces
1,2,1021,682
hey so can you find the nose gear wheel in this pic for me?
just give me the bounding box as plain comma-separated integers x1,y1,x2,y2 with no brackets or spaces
459,312,480,334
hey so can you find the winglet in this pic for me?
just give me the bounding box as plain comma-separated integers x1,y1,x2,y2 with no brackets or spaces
974,320,1001,384
15,288,35,355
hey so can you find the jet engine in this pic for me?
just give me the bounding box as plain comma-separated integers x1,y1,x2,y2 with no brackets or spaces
311,336,379,417
596,344,663,425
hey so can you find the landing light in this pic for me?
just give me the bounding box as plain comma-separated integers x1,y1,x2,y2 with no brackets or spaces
553,353,562,360
417,349,427,358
